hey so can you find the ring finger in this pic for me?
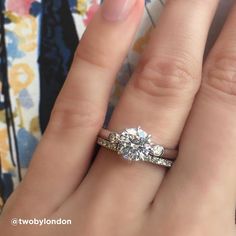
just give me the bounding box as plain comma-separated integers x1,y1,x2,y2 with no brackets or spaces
63,0,220,218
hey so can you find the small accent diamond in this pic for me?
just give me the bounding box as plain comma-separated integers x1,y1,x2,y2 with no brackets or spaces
108,133,119,143
152,145,164,157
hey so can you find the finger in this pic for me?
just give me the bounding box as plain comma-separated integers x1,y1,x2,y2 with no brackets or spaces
3,0,144,215
70,0,220,216
154,3,236,227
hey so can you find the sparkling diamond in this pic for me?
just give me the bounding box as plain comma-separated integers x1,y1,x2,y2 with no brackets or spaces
117,127,152,161
152,145,164,157
108,133,119,143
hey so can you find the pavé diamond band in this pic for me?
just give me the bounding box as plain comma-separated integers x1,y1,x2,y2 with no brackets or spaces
97,127,178,168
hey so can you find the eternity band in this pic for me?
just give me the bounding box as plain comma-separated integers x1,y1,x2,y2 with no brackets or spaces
97,127,178,168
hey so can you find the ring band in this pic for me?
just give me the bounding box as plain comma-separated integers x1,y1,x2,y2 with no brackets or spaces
97,127,177,168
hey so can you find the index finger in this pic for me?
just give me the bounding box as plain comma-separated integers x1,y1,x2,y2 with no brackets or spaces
3,0,144,215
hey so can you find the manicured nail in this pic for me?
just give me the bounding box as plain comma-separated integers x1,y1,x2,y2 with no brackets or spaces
102,0,136,22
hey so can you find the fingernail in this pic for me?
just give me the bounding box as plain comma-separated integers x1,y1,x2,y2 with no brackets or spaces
102,0,136,22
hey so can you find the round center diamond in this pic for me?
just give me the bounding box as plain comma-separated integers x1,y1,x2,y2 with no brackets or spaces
117,127,152,161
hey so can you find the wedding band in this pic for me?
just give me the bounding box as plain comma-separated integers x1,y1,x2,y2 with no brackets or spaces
97,127,177,168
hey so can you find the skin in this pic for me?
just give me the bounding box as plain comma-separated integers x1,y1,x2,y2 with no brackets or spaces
0,0,236,235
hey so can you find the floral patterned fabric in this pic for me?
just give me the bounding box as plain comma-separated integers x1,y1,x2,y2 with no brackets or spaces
0,0,233,212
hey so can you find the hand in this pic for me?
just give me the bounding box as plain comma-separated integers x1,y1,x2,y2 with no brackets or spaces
0,0,236,235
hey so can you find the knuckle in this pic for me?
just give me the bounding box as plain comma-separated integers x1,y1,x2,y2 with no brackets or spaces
75,46,108,70
49,98,104,132
76,33,117,70
133,56,198,97
204,53,236,96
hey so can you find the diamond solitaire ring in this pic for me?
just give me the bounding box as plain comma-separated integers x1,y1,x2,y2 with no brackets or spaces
97,127,177,168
